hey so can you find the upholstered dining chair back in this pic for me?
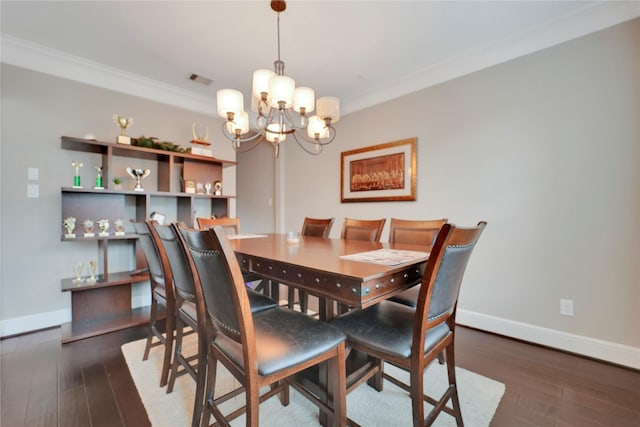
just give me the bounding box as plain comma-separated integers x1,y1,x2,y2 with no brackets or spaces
301,217,335,238
147,221,197,303
196,216,240,235
132,220,175,388
340,217,386,242
175,224,244,344
419,221,486,325
388,218,447,247
132,221,165,290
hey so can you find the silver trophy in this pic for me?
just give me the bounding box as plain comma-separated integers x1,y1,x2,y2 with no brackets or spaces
126,167,151,192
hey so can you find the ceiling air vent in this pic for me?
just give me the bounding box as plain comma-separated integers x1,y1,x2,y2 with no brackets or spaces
188,73,214,86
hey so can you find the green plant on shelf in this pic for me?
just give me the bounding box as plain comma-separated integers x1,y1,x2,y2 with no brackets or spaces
131,135,187,153
112,177,122,185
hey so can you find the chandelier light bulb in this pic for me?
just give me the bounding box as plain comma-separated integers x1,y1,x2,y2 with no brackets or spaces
266,122,286,143
252,69,275,98
216,89,244,119
316,96,340,123
232,111,250,136
293,87,315,114
307,115,328,139
269,75,295,108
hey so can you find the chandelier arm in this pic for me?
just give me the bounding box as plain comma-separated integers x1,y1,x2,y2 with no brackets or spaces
281,108,308,130
219,121,266,148
233,138,266,153
291,132,323,155
291,125,337,146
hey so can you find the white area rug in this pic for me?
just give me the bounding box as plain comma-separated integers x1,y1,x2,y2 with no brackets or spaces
122,333,504,426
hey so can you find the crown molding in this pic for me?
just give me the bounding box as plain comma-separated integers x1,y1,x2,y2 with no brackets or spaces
0,33,217,116
1,1,638,117
342,1,640,115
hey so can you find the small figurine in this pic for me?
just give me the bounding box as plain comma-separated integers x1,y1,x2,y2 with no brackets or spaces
72,262,84,284
97,219,110,237
83,219,95,237
113,218,125,236
86,260,97,285
63,216,76,238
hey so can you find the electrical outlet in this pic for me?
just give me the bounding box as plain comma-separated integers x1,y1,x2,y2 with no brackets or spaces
560,299,574,316
27,184,39,198
27,167,39,181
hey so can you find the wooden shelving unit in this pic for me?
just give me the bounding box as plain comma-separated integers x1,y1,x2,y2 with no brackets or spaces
59,136,236,342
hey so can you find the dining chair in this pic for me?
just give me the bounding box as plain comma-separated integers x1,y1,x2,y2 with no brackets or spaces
330,221,486,427
147,221,277,427
340,217,386,242
288,217,335,314
175,224,347,427
388,218,448,308
196,216,268,295
146,220,204,426
132,221,174,388
196,216,240,234
301,216,335,238
388,218,448,246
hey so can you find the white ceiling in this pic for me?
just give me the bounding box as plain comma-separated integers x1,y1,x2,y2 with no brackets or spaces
1,1,639,116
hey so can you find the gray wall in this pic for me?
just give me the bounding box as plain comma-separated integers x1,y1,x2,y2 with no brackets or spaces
0,65,234,332
2,17,638,367
242,19,640,365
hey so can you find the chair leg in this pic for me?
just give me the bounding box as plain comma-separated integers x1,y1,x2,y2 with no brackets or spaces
410,366,425,427
167,315,185,394
143,297,158,361
437,351,445,365
199,354,217,427
328,343,347,427
191,335,208,427
445,343,464,427
159,306,175,387
367,357,384,392
246,380,260,427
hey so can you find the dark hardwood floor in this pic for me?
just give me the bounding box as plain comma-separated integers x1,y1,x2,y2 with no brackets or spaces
1,324,639,426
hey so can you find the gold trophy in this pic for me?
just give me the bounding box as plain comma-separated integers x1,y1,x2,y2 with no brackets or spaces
113,114,133,144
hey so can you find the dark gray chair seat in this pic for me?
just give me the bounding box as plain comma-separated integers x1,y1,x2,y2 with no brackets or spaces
329,300,450,359
247,288,278,313
215,307,345,376
388,284,420,308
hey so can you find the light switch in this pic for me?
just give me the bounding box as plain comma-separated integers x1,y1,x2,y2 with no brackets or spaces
28,167,39,181
27,184,39,198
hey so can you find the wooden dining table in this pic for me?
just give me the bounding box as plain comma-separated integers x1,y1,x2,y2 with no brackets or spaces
229,233,430,319
229,233,431,425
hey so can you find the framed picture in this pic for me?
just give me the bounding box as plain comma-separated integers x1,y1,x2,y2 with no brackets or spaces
341,137,417,203
184,179,196,194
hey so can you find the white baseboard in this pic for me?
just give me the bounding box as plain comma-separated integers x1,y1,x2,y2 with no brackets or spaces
457,309,640,370
0,309,70,337
3,307,638,370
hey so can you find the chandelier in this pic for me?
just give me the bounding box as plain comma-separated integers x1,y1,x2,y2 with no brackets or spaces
216,0,340,158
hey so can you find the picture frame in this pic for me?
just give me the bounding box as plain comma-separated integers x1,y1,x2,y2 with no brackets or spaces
184,179,196,194
341,137,417,203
